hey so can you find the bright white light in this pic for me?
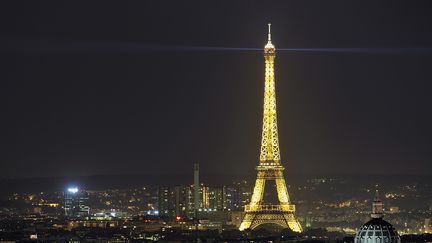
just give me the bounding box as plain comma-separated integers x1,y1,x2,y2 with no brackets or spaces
68,187,79,193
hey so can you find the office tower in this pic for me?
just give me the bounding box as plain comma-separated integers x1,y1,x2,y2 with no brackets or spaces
64,187,90,218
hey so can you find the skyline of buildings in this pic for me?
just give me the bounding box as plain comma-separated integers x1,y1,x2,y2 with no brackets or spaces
0,173,431,241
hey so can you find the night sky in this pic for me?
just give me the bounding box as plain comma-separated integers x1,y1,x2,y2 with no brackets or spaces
2,1,432,178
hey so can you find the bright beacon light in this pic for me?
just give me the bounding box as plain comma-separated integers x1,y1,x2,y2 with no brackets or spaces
67,187,79,193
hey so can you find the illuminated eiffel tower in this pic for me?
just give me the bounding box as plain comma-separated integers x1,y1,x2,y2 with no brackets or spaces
239,24,302,232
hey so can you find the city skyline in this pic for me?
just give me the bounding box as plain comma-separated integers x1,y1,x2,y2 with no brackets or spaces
1,174,430,239
3,1,432,178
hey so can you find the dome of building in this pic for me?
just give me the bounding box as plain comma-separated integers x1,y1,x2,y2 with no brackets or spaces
354,191,401,243
355,218,400,243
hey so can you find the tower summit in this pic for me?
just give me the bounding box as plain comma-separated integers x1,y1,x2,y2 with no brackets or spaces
265,23,275,51
239,24,302,232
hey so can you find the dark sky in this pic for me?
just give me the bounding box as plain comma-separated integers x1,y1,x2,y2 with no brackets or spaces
2,1,432,178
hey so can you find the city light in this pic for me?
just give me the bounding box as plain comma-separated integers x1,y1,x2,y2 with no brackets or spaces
67,187,79,193
147,210,159,215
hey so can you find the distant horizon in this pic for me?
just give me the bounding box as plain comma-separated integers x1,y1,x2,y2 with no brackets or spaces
1,172,430,198
1,172,432,180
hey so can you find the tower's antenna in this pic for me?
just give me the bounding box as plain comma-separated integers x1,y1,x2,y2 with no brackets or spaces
268,23,272,42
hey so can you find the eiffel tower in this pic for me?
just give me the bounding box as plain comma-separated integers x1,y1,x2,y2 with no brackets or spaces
239,24,302,232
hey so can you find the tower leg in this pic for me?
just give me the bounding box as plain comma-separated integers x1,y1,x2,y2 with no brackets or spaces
284,213,303,232
275,177,290,204
239,212,255,231
250,178,265,209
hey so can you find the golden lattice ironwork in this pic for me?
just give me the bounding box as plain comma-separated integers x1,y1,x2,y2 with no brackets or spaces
239,24,302,233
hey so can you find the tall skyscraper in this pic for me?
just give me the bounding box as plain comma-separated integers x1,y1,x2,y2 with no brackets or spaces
158,187,176,218
64,187,90,218
239,24,302,232
158,186,191,219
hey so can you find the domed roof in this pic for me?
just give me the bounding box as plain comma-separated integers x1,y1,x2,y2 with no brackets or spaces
354,191,401,243
355,218,400,243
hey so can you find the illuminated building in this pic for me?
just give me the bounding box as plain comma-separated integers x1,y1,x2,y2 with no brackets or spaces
239,24,302,232
158,187,175,218
354,190,401,243
201,185,210,209
159,164,205,219
64,187,90,218
236,180,252,208
220,181,253,211
388,206,400,214
224,186,239,210
208,187,225,211
175,186,190,218
158,186,190,219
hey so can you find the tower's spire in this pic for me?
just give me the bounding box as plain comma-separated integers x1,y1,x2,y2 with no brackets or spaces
268,23,272,42
265,23,275,50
